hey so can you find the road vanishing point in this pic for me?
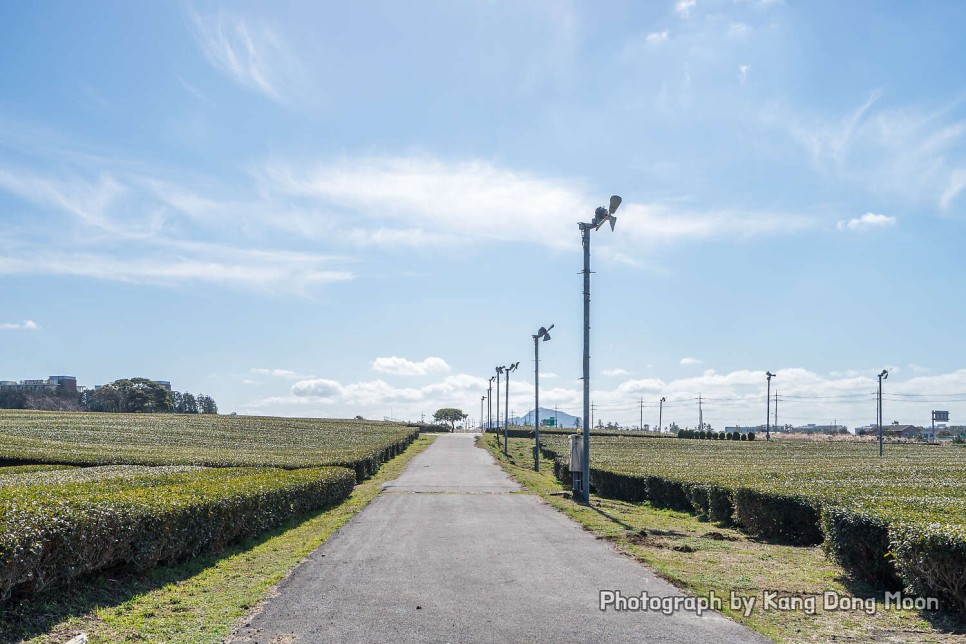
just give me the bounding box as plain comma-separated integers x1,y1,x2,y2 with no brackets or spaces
231,433,769,643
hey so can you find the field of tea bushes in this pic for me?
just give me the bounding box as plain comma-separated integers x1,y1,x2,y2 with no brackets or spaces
0,410,419,602
541,434,966,613
0,410,418,479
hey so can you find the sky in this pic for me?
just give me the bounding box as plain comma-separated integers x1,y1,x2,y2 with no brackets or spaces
1,0,965,432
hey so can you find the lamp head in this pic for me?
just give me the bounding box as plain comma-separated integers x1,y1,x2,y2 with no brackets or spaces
766,371,776,378
511,362,520,371
609,195,622,215
880,369,889,379
497,366,504,374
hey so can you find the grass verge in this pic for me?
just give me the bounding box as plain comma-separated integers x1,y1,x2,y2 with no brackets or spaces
1,434,437,644
482,434,966,644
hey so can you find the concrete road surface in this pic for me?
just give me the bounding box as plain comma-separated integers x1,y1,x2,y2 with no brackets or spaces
230,433,769,643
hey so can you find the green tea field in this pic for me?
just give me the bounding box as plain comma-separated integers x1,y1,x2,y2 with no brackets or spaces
541,434,966,613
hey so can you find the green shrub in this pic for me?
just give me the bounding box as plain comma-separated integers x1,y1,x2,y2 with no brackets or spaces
684,482,711,517
0,465,355,600
890,522,966,614
646,476,692,512
733,488,822,545
740,434,748,441
748,432,756,441
707,484,735,524
821,506,902,589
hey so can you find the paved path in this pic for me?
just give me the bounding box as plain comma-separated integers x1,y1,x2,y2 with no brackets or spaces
231,434,769,643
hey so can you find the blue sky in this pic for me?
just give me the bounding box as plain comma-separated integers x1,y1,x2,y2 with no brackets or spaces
2,0,965,431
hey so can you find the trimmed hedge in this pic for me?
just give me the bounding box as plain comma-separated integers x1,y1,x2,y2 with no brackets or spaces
890,522,966,613
0,465,354,600
821,506,902,590
733,488,822,545
536,433,966,613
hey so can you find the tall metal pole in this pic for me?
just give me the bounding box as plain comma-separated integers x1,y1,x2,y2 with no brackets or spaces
765,372,775,441
495,370,501,437
488,378,493,430
766,377,771,440
504,368,511,456
640,398,643,431
878,374,883,457
534,335,540,471
659,397,665,433
580,223,591,503
481,395,485,431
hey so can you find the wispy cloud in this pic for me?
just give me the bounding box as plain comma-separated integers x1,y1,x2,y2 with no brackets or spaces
738,64,750,85
261,155,818,253
371,356,451,376
675,0,697,18
189,11,307,105
783,93,966,211
836,212,896,231
680,357,702,365
727,22,752,39
602,368,630,376
646,30,669,44
941,168,966,210
0,320,40,331
250,368,305,380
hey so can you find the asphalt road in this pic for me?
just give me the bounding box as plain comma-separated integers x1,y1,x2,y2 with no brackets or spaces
230,433,769,643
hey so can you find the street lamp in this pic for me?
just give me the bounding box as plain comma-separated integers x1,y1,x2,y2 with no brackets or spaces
532,324,554,471
766,371,776,441
578,194,621,503
878,369,889,457
658,396,666,433
499,363,519,455
480,395,486,431
488,376,495,430
495,368,503,436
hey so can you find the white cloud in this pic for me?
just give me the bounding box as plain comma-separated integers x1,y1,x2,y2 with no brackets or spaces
680,357,702,365
940,168,966,210
738,64,750,85
0,246,352,292
246,366,966,432
371,356,452,376
291,378,343,399
250,368,304,380
262,155,817,253
189,12,308,105
675,0,697,17
836,212,897,231
0,320,40,331
727,22,752,39
782,94,966,211
646,30,669,44
602,368,630,376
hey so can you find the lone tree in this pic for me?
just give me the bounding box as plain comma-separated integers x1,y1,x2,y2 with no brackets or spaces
433,407,467,430
90,378,173,413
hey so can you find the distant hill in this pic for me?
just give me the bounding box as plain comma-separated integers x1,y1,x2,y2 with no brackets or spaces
507,407,580,429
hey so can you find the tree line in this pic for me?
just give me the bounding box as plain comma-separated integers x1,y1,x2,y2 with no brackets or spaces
0,378,217,414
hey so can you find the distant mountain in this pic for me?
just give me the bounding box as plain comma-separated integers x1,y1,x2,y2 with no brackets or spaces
505,407,580,429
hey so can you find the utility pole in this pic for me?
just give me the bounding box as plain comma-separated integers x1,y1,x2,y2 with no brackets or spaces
481,395,485,431
774,390,778,429
640,398,644,431
495,368,502,438
698,394,703,432
765,371,776,440
658,396,666,433
487,377,494,430
878,369,888,457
